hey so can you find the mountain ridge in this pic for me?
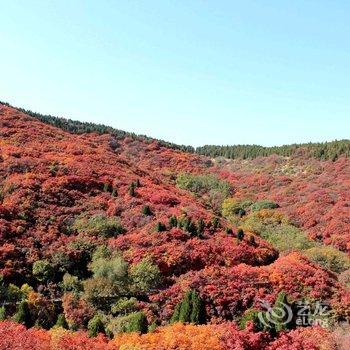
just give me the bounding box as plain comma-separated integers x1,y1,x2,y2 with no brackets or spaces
1,101,349,160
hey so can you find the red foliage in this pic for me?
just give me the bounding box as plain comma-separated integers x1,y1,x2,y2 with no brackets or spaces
0,104,348,349
62,293,95,329
0,321,51,350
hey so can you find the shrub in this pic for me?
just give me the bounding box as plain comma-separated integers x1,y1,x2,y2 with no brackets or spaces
339,269,350,287
61,273,83,294
82,277,118,309
89,250,129,287
130,258,161,294
222,198,252,220
0,306,6,321
111,297,138,316
73,214,125,238
88,315,105,337
260,225,315,252
304,246,350,273
32,260,54,283
251,200,279,212
239,308,263,331
176,173,231,197
6,283,23,302
107,312,148,335
240,210,315,253
62,292,94,329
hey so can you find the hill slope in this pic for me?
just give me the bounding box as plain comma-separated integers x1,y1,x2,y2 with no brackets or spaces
0,103,349,349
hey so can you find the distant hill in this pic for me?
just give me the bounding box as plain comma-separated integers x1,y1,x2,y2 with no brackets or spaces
2,101,349,160
197,140,350,161
0,101,195,153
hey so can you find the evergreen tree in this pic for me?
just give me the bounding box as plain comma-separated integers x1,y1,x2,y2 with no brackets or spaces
237,228,245,241
156,222,166,232
190,290,205,325
178,291,192,323
129,182,136,197
168,215,178,228
225,228,233,235
111,188,118,197
14,301,32,327
142,205,152,216
171,290,206,325
188,221,198,237
248,235,256,246
170,303,181,324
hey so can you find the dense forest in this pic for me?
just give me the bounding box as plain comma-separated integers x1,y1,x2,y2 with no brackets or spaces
197,140,350,161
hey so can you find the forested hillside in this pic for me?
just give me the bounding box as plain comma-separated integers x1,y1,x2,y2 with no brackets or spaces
197,140,350,161
0,103,349,350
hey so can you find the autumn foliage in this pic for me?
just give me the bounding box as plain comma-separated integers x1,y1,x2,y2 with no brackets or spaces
0,104,349,349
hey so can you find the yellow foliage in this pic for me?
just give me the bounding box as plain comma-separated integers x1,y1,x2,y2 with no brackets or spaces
109,323,224,350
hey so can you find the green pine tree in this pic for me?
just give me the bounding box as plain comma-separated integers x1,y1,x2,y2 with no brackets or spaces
156,222,166,232
168,215,178,228
178,291,192,323
170,303,181,324
142,205,152,216
190,290,205,325
14,301,32,327
225,228,233,235
237,228,245,241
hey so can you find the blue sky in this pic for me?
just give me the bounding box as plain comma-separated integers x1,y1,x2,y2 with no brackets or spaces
1,1,349,147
